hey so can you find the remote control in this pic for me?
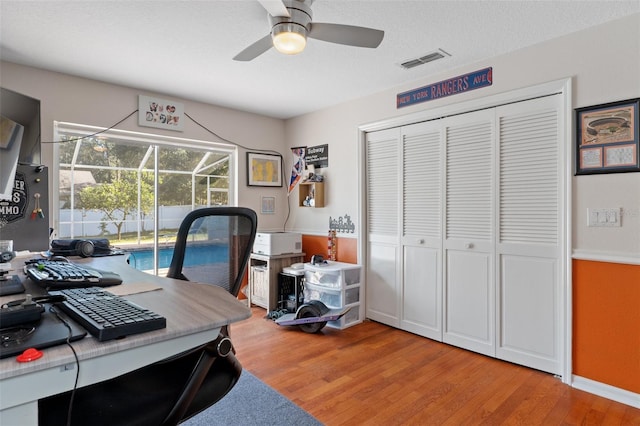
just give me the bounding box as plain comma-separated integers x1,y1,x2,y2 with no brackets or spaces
0,301,44,328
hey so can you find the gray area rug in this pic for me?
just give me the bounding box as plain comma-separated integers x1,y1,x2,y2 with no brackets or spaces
182,370,323,426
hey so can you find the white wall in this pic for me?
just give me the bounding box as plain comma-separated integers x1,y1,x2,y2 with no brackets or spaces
0,61,288,231
284,13,640,259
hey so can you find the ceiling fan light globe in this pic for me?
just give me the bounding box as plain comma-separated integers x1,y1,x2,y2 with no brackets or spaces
272,23,307,55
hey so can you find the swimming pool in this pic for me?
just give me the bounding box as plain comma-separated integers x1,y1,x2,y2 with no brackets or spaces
127,244,229,271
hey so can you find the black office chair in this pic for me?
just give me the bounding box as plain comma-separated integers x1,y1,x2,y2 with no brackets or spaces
167,207,257,298
39,207,258,426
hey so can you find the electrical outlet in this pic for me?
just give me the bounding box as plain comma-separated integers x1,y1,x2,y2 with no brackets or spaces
587,208,621,227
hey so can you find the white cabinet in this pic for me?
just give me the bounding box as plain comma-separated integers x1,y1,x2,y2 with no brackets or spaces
248,252,305,312
304,261,363,329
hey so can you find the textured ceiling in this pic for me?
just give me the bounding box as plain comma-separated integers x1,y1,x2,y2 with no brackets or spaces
1,1,639,119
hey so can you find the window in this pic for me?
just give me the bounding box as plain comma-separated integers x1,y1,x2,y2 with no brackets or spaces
54,122,236,273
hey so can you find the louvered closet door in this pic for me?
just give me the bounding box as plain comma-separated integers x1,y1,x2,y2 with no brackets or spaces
496,95,563,375
442,109,496,357
401,121,443,340
365,128,401,327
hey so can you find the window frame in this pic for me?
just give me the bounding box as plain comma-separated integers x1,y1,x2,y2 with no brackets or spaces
52,121,237,270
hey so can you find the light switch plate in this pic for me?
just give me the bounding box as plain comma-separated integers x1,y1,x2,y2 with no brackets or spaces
587,208,621,227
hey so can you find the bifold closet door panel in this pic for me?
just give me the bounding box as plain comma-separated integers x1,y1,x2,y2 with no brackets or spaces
366,242,400,326
365,128,401,327
442,109,496,357
495,95,564,375
402,246,441,339
498,254,560,374
400,121,443,340
444,249,493,356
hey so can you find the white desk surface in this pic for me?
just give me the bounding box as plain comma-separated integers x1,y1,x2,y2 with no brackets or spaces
0,255,251,423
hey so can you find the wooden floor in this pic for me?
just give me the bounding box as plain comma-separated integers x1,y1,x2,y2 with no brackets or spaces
231,307,640,426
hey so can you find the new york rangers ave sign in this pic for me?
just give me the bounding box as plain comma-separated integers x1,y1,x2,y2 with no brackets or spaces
397,67,493,108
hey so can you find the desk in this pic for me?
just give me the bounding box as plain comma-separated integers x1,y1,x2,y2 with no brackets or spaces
0,255,251,425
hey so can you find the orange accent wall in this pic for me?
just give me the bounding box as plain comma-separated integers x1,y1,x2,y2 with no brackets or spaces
302,234,358,264
573,259,640,394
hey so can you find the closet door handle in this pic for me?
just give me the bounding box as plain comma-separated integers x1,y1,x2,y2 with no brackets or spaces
465,242,474,249
417,239,425,244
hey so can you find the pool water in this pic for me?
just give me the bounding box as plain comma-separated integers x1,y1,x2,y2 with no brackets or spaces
127,244,229,271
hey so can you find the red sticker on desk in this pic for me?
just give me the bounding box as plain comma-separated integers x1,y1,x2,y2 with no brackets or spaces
17,348,43,362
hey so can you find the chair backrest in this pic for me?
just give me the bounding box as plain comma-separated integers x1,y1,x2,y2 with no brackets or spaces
167,207,257,296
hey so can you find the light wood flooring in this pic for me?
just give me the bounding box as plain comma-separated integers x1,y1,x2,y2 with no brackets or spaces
231,307,640,425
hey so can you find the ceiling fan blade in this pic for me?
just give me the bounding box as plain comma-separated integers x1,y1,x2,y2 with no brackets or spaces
233,34,274,61
257,0,290,17
308,23,384,48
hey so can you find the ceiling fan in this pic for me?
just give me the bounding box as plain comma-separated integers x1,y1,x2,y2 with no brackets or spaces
233,0,384,61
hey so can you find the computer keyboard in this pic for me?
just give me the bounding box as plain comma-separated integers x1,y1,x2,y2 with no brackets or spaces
48,287,167,341
24,258,123,289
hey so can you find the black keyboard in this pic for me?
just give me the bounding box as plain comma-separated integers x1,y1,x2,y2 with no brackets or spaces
24,259,123,289
48,287,167,341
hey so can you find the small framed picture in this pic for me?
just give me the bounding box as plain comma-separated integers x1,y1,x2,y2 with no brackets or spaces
138,95,184,131
575,98,639,175
261,196,275,214
247,152,283,187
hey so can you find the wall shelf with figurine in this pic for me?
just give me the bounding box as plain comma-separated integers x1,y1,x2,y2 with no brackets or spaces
298,182,324,208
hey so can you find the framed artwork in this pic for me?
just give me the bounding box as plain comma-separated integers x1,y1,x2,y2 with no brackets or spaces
138,95,184,131
575,98,639,175
261,196,275,214
247,152,283,187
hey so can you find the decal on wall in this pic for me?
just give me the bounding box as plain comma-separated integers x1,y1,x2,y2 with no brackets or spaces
396,67,493,108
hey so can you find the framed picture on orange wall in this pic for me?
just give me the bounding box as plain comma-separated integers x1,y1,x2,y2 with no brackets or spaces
575,98,639,175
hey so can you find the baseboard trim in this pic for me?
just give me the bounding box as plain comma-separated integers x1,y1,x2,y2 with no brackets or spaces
572,249,640,266
572,375,640,408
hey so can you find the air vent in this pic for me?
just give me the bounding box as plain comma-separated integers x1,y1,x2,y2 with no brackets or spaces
398,49,450,70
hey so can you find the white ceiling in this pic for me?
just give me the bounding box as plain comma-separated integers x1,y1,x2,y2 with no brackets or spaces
1,1,639,119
